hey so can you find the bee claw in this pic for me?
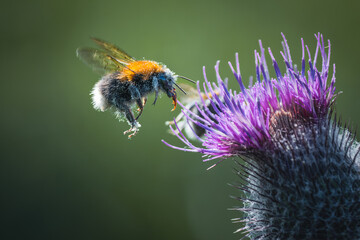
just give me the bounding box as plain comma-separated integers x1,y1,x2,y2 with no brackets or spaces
124,127,139,139
123,122,141,139
127,131,138,139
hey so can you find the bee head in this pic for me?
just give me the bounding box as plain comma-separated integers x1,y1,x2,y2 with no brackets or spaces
157,70,176,95
157,69,177,110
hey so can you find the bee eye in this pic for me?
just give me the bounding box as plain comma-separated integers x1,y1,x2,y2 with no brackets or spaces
158,74,167,81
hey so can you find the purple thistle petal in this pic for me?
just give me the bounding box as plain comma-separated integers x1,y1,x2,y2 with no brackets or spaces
255,50,261,83
258,40,270,80
313,33,320,67
281,32,293,68
301,38,306,77
229,60,247,95
268,48,282,82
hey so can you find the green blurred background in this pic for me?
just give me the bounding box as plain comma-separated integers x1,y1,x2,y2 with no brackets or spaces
2,0,360,239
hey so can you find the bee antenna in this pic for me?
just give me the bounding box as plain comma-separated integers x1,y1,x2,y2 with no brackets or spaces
174,82,187,95
177,75,196,84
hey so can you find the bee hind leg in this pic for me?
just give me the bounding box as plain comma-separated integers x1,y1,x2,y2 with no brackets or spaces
122,107,141,139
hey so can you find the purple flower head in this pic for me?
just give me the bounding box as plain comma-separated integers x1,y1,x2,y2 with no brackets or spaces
163,33,337,166
164,33,360,239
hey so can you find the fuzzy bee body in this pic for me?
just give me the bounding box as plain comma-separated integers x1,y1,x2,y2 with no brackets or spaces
77,38,180,138
92,66,176,127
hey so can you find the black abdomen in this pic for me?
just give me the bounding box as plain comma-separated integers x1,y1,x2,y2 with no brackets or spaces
99,72,155,109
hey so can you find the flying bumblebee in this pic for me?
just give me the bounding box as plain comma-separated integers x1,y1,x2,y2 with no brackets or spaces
76,38,194,138
165,84,222,140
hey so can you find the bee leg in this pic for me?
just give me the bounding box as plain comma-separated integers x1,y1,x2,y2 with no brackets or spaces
129,85,141,101
136,97,147,112
135,98,144,121
122,107,141,139
122,107,136,127
153,90,159,105
152,77,159,105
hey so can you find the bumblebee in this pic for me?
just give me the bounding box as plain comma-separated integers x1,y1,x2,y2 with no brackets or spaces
77,38,194,138
166,84,221,140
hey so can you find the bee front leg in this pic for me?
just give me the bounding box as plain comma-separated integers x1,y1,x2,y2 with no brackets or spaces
136,98,147,112
152,77,159,105
153,90,159,105
135,98,144,120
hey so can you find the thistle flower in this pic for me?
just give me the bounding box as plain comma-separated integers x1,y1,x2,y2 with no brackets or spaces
163,33,360,239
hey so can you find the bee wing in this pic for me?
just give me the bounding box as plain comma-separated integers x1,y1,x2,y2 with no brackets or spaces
91,38,135,63
76,47,128,74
